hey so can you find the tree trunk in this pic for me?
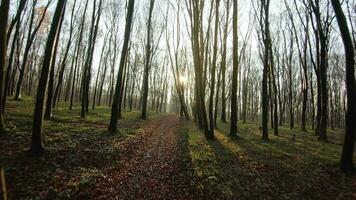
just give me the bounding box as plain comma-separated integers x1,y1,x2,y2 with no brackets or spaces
108,0,135,133
0,0,10,134
331,0,356,173
230,0,239,137
141,0,155,119
30,0,67,155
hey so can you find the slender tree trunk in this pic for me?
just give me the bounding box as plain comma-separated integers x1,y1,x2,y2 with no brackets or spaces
2,15,21,112
70,0,89,110
261,0,270,140
108,0,135,133
221,0,230,123
0,0,10,134
141,0,155,119
53,0,77,108
208,0,220,138
230,0,239,137
44,14,64,120
14,0,50,101
331,0,356,173
30,0,67,154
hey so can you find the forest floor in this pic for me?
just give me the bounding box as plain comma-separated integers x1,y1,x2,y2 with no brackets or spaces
0,98,356,199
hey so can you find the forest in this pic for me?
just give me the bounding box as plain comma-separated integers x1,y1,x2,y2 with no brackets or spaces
0,0,355,199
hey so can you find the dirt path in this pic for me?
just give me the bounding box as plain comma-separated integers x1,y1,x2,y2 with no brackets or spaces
84,115,194,200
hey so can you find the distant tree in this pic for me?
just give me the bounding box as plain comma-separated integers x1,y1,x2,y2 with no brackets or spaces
30,0,67,155
6,0,27,45
69,0,89,110
331,0,356,173
220,0,230,123
308,0,333,142
0,0,10,135
165,2,190,120
208,0,220,138
14,0,51,101
2,0,27,112
187,0,211,139
108,0,135,133
53,0,78,109
81,0,103,118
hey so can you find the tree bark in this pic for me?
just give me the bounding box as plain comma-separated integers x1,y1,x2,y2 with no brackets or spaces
30,0,67,155
0,0,10,135
141,0,155,119
108,0,135,133
331,0,356,173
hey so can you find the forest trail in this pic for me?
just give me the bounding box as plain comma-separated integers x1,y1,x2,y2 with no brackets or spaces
87,115,194,199
1,100,355,199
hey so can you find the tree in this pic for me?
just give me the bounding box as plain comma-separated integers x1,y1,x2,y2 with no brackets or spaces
14,0,51,101
220,0,230,123
53,0,78,109
30,0,67,155
2,0,27,112
186,0,211,139
331,0,356,173
81,0,103,118
108,0,135,133
308,0,332,142
230,0,239,137
69,0,89,110
165,2,190,120
0,0,10,135
44,8,64,119
141,0,155,119
207,0,220,138
260,0,271,140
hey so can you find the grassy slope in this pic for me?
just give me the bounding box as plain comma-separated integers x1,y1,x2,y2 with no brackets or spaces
183,120,356,199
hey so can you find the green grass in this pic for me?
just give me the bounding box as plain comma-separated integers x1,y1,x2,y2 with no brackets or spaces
181,120,356,199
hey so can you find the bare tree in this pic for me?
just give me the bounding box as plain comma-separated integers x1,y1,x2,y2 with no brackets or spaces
108,0,135,133
230,0,239,137
0,0,10,135
30,0,67,154
331,0,356,173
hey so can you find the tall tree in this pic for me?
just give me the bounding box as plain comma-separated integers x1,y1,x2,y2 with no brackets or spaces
220,0,230,123
165,2,190,120
108,0,135,133
30,0,67,154
208,0,220,137
230,0,239,137
188,0,211,139
69,0,89,110
14,0,51,100
260,0,271,140
141,0,155,119
81,0,103,117
308,0,332,141
44,12,63,119
0,0,10,135
52,0,78,108
331,0,356,173
2,0,27,112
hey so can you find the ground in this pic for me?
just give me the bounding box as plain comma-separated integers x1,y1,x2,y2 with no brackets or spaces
0,99,355,199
